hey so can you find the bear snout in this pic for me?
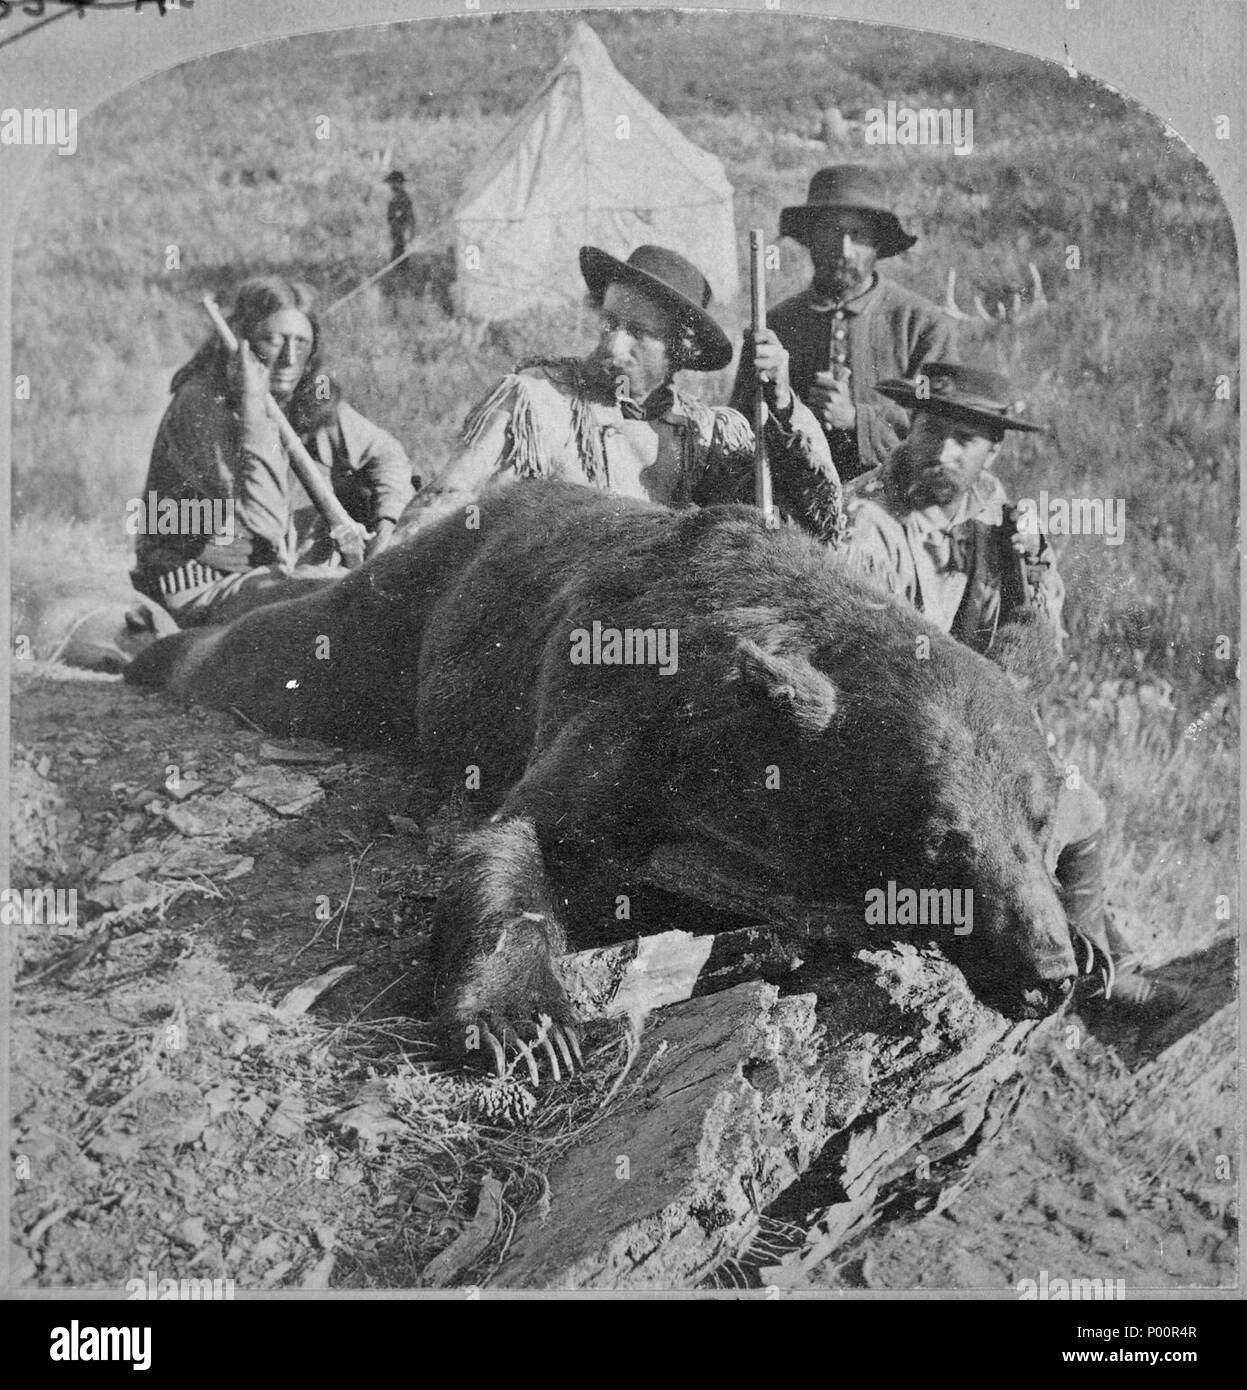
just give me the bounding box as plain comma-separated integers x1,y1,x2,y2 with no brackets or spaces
947,883,1078,1020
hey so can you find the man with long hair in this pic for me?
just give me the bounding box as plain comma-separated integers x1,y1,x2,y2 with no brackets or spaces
132,276,414,626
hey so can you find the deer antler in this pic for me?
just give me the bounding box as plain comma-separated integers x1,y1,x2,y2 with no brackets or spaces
943,268,972,321
945,264,1050,324
1008,264,1050,323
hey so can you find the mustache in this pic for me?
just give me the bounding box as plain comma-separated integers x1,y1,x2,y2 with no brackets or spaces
901,462,962,507
814,262,868,294
583,354,622,383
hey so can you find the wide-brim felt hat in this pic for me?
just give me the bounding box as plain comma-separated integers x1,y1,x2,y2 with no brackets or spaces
384,171,406,184
779,165,917,259
874,362,1045,433
579,244,733,373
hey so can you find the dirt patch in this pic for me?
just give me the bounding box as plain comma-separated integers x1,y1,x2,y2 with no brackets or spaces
9,667,1237,1291
10,668,638,1291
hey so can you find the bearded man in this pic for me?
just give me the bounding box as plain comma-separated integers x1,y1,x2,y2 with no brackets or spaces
844,362,1176,1016
731,165,954,482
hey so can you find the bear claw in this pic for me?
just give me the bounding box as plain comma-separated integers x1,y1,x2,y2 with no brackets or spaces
482,1026,508,1076
476,1015,582,1086
513,1036,541,1087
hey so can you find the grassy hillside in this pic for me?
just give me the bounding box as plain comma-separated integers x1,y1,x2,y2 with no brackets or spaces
10,10,1239,707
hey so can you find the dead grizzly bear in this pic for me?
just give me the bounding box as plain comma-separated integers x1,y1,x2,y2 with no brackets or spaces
127,481,1078,1072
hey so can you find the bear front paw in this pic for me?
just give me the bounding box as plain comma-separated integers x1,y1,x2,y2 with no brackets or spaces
440,915,583,1085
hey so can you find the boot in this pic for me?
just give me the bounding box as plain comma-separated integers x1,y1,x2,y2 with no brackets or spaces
1057,838,1187,1021
1099,905,1191,1019
1056,832,1114,999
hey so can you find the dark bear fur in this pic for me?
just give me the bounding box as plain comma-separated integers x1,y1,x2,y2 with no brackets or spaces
128,481,1078,1060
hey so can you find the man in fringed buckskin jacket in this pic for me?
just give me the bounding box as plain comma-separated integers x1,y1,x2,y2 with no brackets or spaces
396,243,847,547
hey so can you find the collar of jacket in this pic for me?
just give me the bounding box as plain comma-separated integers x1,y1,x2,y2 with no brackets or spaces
804,273,882,316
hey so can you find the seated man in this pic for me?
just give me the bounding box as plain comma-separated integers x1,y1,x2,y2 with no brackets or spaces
132,276,415,627
843,361,1170,1015
396,244,846,544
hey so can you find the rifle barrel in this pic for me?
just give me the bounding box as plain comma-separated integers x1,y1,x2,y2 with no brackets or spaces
748,229,774,524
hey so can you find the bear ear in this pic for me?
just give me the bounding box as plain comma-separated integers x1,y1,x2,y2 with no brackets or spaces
732,638,839,735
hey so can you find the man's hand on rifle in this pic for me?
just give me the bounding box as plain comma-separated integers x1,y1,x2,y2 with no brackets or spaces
229,338,276,425
1008,524,1052,593
749,327,792,413
809,369,856,431
365,519,396,561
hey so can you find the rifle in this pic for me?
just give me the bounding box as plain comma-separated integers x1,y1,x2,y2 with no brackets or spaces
202,296,368,570
749,229,776,528
998,502,1039,617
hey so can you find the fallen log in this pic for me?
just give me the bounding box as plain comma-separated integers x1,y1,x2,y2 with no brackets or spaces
504,907,1059,1289
557,925,804,1021
497,980,845,1289
748,946,1043,1286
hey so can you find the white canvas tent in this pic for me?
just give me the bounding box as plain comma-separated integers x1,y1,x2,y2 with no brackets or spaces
453,22,739,321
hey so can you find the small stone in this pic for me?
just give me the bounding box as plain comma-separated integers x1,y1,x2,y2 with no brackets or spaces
164,777,205,802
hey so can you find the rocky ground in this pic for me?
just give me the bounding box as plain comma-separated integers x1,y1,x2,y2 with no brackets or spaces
9,666,1237,1293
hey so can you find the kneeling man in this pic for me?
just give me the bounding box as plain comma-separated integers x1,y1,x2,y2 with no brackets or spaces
844,362,1170,1015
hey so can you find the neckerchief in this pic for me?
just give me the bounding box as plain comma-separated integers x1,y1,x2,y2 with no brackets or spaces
617,383,676,421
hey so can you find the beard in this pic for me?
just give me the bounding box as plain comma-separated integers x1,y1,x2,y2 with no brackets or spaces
906,471,961,509
896,451,963,510
813,259,871,302
582,352,627,397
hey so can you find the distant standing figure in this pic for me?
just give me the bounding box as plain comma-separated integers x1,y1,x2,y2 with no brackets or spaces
385,170,416,264
730,165,955,483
